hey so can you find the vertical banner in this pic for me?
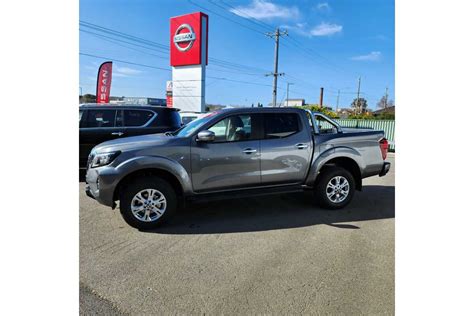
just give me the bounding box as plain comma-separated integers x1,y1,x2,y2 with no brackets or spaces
96,61,113,104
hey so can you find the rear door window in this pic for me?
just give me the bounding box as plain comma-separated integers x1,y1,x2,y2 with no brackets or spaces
264,113,300,139
85,110,116,128
123,110,154,127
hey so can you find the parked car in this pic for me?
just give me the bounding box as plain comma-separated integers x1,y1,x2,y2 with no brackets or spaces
179,111,207,125
85,107,390,229
79,105,181,169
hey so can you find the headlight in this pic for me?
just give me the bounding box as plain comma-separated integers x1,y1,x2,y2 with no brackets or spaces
90,151,121,168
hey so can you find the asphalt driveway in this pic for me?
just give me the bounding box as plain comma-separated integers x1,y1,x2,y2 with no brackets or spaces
80,154,395,315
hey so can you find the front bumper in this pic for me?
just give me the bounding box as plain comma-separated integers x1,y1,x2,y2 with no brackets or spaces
85,166,119,207
379,161,391,177
85,184,95,199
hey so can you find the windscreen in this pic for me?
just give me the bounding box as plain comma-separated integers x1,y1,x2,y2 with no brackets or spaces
173,112,218,137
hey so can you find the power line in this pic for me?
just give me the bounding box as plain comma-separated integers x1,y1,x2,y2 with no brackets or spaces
207,0,274,33
80,52,172,72
187,0,266,35
80,20,269,75
80,29,169,60
193,2,354,77
80,52,276,89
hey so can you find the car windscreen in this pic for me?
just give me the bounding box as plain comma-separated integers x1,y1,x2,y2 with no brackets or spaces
172,113,218,137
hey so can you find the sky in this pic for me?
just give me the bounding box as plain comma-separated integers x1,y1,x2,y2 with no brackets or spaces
80,0,394,110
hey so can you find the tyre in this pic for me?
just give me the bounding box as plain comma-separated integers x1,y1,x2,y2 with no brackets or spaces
314,167,355,209
119,176,177,230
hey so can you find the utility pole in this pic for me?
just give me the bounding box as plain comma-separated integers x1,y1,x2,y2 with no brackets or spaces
356,77,361,114
286,82,293,107
384,87,389,109
266,28,287,107
336,89,340,112
319,87,324,108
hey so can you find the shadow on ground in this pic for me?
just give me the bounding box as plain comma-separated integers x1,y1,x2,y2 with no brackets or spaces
144,185,394,235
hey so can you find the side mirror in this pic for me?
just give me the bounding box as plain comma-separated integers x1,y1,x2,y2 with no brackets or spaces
196,130,215,142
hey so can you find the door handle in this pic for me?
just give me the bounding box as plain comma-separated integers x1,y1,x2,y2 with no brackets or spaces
242,148,257,154
295,143,309,149
111,132,124,136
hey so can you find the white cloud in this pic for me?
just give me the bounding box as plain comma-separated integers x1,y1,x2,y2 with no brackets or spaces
114,66,143,76
316,2,330,11
282,22,342,37
310,22,342,36
351,51,382,61
230,0,300,20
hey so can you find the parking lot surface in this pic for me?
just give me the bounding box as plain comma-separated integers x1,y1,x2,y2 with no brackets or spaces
80,154,394,315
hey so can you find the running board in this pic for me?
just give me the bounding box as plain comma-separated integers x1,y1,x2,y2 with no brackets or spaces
187,185,310,203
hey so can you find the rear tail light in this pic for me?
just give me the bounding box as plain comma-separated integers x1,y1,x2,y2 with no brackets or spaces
379,138,389,160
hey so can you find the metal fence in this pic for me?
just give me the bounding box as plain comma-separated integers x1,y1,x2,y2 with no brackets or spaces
334,119,395,151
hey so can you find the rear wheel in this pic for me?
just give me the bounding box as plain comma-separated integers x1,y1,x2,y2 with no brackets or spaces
314,167,355,209
119,176,177,230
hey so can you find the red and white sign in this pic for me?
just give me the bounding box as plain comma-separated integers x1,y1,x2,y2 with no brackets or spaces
166,80,173,108
96,61,113,103
170,12,208,67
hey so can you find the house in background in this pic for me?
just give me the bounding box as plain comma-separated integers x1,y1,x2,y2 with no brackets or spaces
336,108,354,119
372,106,395,117
284,99,305,107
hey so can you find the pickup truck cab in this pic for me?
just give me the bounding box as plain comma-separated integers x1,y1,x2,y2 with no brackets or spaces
85,107,390,229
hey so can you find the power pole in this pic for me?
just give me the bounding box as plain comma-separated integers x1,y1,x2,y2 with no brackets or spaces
384,87,389,109
319,87,324,108
266,28,287,107
356,77,361,114
336,89,340,111
286,82,293,107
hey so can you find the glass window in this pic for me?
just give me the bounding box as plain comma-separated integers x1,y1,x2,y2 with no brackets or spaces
208,114,253,142
115,110,124,127
79,110,84,122
182,116,197,125
264,113,300,138
315,115,338,134
124,110,154,127
169,111,182,127
86,110,116,128
172,114,214,137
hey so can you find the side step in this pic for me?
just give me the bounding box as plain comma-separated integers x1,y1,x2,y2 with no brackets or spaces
187,185,310,203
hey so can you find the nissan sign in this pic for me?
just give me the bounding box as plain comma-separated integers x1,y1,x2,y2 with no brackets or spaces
173,24,196,52
170,12,208,67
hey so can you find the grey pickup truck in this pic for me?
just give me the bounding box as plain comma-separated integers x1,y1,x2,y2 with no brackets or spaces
85,107,390,229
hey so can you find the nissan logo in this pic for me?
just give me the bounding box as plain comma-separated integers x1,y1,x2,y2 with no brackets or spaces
173,24,196,52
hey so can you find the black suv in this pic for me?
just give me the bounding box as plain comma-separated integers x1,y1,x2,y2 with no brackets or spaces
79,105,181,169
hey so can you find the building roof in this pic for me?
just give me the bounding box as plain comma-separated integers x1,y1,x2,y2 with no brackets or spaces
372,106,395,115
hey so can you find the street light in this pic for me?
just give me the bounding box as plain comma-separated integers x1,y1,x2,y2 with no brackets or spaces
286,82,294,107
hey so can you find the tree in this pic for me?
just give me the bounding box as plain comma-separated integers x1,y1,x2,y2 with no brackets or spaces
80,94,96,103
299,104,339,119
351,97,368,113
377,96,395,109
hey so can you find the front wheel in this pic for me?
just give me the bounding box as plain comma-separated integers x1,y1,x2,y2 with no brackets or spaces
119,176,177,230
314,167,355,209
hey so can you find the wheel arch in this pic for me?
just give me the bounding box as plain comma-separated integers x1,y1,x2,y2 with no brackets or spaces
316,157,362,190
111,156,193,205
113,168,184,204
307,148,364,191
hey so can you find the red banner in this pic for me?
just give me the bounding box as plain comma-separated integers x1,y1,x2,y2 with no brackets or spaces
96,61,113,103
